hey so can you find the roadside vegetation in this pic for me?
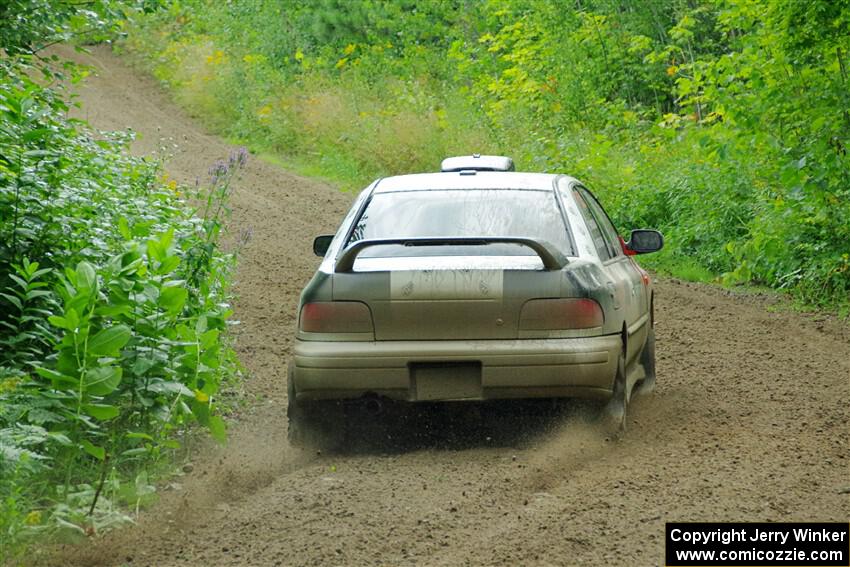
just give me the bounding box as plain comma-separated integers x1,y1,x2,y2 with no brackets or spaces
1,0,847,560
0,1,239,561
126,0,849,310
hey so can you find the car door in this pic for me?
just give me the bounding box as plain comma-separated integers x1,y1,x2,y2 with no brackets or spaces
571,185,648,365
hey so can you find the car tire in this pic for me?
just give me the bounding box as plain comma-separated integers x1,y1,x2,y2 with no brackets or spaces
635,326,656,395
287,362,346,451
599,348,628,440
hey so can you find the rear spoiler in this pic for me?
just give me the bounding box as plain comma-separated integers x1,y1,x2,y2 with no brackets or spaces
334,237,568,272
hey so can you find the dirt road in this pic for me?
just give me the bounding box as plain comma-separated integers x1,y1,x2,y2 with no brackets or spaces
53,46,849,567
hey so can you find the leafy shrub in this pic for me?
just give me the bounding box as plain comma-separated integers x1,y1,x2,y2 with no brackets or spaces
0,53,239,560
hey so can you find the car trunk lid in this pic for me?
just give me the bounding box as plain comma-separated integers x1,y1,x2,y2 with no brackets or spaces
332,256,563,340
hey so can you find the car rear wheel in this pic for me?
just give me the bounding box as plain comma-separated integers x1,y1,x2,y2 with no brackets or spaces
598,348,627,440
635,326,656,395
287,362,346,451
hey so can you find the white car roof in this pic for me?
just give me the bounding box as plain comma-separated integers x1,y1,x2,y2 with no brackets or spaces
373,171,580,193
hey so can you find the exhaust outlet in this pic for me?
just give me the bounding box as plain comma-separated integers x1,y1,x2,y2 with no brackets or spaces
364,397,383,415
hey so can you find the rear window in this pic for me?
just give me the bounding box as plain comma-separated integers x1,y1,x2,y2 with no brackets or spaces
347,189,574,257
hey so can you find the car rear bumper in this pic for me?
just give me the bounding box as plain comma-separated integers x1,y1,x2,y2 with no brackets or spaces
292,335,621,402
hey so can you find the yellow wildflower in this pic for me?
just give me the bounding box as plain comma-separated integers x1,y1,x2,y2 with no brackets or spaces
0,377,19,393
242,53,267,65
24,511,42,525
206,50,226,66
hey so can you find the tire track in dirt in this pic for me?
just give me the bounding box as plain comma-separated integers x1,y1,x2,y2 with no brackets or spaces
50,45,849,567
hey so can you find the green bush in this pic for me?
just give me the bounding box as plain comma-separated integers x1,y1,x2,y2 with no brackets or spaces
0,54,239,560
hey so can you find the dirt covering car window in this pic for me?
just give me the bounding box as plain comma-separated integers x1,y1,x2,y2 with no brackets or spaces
347,189,575,257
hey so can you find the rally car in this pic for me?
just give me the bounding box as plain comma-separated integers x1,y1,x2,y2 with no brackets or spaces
288,155,663,447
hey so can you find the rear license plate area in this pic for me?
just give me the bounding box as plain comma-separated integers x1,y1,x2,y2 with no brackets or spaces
410,362,482,401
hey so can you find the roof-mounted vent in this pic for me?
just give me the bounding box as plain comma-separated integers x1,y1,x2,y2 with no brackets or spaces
440,154,515,173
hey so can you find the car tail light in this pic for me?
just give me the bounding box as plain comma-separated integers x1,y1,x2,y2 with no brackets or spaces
299,301,374,334
519,298,604,330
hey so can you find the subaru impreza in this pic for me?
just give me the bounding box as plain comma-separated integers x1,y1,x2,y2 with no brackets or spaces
288,155,663,447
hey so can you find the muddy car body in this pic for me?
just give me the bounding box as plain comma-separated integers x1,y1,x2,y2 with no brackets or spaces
288,156,662,445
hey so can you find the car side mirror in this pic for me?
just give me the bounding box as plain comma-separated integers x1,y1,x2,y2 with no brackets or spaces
626,229,664,254
313,235,334,257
